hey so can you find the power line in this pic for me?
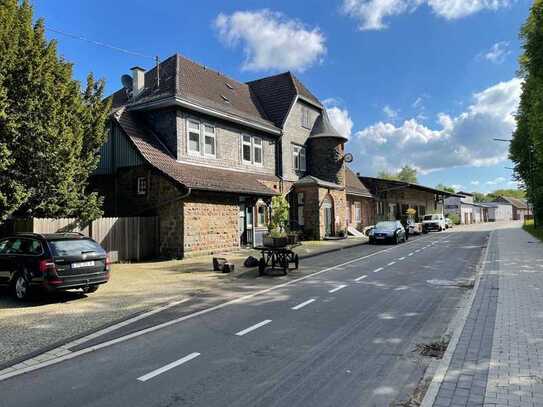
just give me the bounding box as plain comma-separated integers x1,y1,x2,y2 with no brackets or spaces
46,26,155,60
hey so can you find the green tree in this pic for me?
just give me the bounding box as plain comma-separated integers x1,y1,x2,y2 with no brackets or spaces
487,189,526,201
435,184,455,193
472,192,489,203
0,0,110,223
510,0,543,226
377,165,418,183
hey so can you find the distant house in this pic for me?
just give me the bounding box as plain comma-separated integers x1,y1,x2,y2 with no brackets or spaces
493,196,531,221
358,177,457,222
92,53,362,258
482,202,513,222
444,192,491,224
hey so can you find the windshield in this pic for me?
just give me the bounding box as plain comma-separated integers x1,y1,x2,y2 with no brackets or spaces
375,221,396,229
49,239,105,257
423,214,441,221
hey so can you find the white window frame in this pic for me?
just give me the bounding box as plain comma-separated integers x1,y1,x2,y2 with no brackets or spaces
187,119,216,158
241,135,263,166
293,144,306,172
301,106,311,129
203,123,216,158
137,176,147,196
355,202,362,223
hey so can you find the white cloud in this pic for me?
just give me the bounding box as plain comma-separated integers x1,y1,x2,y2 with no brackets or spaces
383,105,398,119
214,10,326,72
486,176,507,185
451,184,464,190
324,99,354,140
352,78,521,174
471,180,480,185
342,0,512,30
482,41,511,64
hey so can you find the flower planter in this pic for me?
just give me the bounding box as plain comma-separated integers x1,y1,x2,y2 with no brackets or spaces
263,236,288,248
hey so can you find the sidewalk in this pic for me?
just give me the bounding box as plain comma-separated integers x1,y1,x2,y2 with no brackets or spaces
426,223,543,407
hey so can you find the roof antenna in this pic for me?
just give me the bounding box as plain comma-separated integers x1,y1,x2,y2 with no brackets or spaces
155,56,160,88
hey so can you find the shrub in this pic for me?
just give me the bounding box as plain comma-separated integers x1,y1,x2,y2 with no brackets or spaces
447,213,460,225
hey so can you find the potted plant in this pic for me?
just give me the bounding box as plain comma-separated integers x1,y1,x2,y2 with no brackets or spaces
263,196,290,248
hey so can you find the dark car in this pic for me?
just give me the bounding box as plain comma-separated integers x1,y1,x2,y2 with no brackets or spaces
0,233,110,300
368,221,407,244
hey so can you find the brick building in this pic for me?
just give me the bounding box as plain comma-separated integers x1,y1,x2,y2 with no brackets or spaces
93,53,362,258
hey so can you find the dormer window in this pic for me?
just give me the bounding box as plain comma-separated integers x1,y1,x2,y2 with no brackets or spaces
221,95,230,103
224,82,234,90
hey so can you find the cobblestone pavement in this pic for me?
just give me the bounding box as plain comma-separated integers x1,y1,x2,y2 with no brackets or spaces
432,223,543,407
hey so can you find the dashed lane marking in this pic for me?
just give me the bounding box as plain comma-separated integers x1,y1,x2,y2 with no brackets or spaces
235,320,272,336
291,299,316,310
329,285,347,293
137,352,200,382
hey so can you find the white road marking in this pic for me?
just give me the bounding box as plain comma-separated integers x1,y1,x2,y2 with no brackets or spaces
387,261,396,266
398,257,406,261
137,352,200,382
373,267,384,273
292,299,316,310
408,253,414,256
329,284,347,293
355,275,368,281
0,233,441,382
235,320,272,336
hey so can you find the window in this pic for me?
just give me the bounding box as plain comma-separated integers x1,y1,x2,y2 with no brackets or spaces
242,135,252,164
301,106,311,129
297,192,305,226
257,203,267,227
204,125,216,156
188,120,201,154
241,135,263,166
137,177,147,195
293,145,306,172
0,239,9,255
355,202,362,223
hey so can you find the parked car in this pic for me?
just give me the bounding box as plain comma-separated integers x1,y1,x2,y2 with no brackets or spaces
0,233,110,300
422,214,446,232
405,219,422,235
368,221,407,244
445,217,453,229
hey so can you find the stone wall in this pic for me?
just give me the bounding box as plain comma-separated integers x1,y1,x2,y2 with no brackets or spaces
143,109,178,157
182,192,240,256
309,139,345,185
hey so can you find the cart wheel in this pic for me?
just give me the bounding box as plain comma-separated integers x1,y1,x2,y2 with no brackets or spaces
281,258,288,275
258,258,266,275
294,254,299,269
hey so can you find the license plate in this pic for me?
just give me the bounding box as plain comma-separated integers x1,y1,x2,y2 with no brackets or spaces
72,261,95,269
376,236,385,240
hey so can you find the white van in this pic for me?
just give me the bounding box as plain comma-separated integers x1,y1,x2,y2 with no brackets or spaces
422,214,446,232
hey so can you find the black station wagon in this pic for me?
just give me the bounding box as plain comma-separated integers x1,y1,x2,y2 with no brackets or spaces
0,233,110,300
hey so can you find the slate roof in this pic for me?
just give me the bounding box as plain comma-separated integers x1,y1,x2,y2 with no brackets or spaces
113,107,279,196
295,175,344,190
310,110,349,142
109,54,323,132
345,167,374,198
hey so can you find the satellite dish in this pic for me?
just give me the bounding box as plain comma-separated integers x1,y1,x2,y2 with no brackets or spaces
121,74,133,91
343,153,354,163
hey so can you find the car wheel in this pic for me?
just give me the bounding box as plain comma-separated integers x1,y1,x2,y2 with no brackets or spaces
81,285,99,294
12,272,31,301
394,234,399,245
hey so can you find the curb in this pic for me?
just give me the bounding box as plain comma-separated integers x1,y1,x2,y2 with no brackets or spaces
419,230,494,407
297,239,368,260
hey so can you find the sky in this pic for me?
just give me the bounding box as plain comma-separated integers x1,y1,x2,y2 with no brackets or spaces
33,0,531,193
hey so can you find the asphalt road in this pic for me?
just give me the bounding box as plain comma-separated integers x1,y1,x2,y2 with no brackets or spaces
0,229,488,407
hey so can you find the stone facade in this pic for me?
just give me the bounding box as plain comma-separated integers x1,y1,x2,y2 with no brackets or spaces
378,188,443,222
309,139,345,185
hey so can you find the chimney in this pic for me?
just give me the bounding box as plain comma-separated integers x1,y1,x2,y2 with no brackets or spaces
131,66,145,97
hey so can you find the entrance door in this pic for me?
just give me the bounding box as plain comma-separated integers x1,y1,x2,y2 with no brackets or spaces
239,201,254,247
323,197,333,237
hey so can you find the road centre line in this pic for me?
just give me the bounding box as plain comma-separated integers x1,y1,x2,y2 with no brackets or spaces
137,352,200,382
398,257,406,261
355,275,368,281
329,284,347,293
387,261,396,266
235,320,272,336
292,299,316,310
373,267,384,273
0,232,442,382
408,253,414,256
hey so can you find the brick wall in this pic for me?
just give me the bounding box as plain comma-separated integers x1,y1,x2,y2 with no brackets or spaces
182,192,240,256
347,196,376,230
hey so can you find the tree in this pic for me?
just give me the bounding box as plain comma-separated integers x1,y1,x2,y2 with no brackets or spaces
0,0,110,223
510,0,543,226
472,192,489,203
377,165,418,183
436,184,455,193
487,189,526,201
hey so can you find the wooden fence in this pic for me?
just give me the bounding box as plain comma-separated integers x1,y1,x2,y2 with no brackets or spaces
1,217,158,262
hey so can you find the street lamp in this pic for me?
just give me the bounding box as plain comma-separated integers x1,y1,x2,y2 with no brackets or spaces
493,138,537,228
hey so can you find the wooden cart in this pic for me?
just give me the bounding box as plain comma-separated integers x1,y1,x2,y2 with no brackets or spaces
254,244,300,276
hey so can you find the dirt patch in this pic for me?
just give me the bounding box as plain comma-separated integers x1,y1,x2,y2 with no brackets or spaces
394,376,431,406
414,337,450,359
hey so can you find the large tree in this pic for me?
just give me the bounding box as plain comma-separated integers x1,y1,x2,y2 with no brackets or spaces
435,184,456,193
377,165,418,184
510,0,543,226
0,0,110,222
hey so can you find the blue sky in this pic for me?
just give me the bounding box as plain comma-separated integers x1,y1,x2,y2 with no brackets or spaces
34,0,530,193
